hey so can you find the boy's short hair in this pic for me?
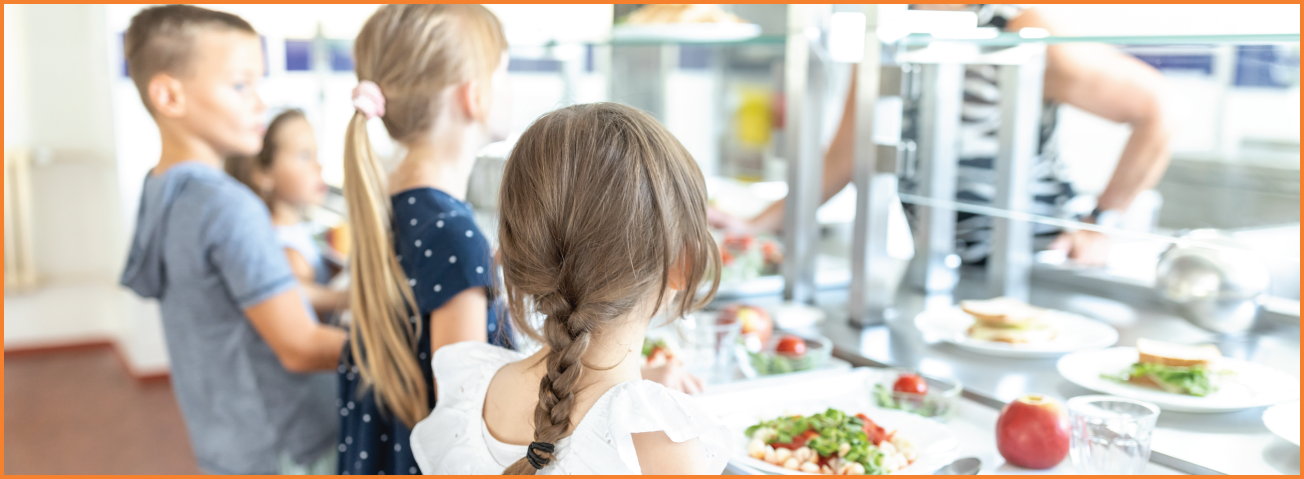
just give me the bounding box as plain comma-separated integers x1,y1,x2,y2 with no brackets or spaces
124,5,256,112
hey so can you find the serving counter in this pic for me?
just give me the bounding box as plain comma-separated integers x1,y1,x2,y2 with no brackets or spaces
704,271,1300,475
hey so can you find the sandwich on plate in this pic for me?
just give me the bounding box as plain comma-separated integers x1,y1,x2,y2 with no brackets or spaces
1103,338,1225,397
960,297,1058,344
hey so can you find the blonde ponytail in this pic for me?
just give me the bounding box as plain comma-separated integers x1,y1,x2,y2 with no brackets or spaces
343,111,427,427
345,3,508,429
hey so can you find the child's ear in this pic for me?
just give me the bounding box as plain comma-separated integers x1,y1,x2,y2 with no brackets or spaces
148,73,186,118
457,79,489,123
668,255,689,291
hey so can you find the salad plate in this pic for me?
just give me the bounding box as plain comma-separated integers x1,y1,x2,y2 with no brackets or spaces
697,368,959,474
723,407,957,475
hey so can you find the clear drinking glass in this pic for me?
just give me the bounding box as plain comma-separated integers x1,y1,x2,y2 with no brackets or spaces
680,313,741,384
1067,395,1161,474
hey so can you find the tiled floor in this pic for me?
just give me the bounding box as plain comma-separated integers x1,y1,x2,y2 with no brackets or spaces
4,346,202,474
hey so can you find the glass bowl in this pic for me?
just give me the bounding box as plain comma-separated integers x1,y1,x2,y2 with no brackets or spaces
871,369,962,421
735,333,833,377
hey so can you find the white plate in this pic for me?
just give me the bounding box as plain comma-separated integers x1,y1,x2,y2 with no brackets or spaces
720,407,957,475
698,368,958,474
1057,347,1302,413
612,23,761,43
914,307,1118,358
1263,401,1300,445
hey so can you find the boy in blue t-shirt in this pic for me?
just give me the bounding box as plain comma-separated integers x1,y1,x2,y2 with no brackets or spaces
117,5,345,474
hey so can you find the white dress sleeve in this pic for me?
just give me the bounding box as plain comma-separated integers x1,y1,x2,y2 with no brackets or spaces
412,341,524,474
429,341,520,406
599,381,733,474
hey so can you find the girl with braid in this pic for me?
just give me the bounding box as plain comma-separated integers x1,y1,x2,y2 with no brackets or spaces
409,102,732,474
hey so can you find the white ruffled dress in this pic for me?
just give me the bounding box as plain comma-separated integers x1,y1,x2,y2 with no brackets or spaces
410,342,732,474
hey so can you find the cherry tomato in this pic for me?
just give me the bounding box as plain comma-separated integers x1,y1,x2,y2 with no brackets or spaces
769,429,820,450
855,413,890,446
774,335,807,357
893,373,929,395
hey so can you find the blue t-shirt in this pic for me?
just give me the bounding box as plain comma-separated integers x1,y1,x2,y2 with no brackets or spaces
119,161,337,474
336,187,512,475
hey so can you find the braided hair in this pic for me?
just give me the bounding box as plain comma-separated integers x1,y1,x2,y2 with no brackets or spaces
496,103,721,474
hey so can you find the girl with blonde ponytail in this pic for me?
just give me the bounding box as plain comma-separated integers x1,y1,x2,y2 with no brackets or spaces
335,5,513,475
408,103,732,474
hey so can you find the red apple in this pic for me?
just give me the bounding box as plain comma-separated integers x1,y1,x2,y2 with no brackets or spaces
718,304,773,345
736,306,773,344
995,395,1070,470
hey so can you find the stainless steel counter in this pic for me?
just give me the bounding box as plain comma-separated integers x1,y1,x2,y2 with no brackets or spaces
711,271,1301,475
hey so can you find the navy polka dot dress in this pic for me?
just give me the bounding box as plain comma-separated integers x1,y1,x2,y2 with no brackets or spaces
337,187,513,475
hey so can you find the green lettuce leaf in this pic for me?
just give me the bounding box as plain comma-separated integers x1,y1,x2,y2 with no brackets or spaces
1101,362,1220,397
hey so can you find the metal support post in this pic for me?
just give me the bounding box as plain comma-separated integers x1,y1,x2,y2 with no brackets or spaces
848,4,893,326
988,46,1045,302
906,63,963,296
781,4,824,304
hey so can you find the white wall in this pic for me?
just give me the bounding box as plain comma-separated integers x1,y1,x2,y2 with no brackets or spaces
5,5,31,150
23,6,118,154
3,5,166,375
6,4,124,282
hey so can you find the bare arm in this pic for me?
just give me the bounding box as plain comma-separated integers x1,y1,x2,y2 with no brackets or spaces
427,287,489,395
749,71,861,234
1012,8,1172,213
244,288,347,372
633,432,710,474
1012,8,1171,265
284,248,349,316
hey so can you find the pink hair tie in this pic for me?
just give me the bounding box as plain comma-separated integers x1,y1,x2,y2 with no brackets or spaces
352,80,386,120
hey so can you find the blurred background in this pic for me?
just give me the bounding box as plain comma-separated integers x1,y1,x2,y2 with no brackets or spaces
4,3,1299,474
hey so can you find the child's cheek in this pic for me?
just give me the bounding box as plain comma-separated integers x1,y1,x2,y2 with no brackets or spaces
304,173,328,205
